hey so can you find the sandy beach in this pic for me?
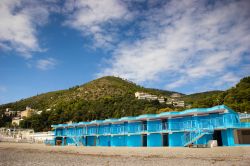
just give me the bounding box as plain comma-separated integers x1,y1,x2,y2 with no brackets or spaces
0,142,250,166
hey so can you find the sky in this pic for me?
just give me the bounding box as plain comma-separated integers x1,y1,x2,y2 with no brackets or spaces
0,0,250,104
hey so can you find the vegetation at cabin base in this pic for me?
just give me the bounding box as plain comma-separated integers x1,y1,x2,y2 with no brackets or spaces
0,76,250,132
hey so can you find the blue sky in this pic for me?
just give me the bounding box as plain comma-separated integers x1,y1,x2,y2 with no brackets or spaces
0,0,250,104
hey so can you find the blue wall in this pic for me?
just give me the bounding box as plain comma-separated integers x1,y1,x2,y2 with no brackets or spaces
147,120,162,132
81,136,87,146
128,122,141,134
86,136,97,146
66,137,76,145
87,126,97,135
111,135,127,146
99,136,111,146
99,124,110,135
169,132,184,147
147,133,162,147
222,129,235,146
127,135,142,147
111,123,124,135
195,134,213,145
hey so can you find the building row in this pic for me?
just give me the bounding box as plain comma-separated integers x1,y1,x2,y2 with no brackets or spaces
51,105,250,147
135,92,161,101
135,92,185,107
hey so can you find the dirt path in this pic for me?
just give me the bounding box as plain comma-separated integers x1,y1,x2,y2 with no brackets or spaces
0,142,249,166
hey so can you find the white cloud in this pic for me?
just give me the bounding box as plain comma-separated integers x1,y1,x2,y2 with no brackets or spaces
99,0,250,90
213,73,241,87
36,58,56,71
164,78,187,90
0,85,7,93
64,0,130,48
0,0,52,58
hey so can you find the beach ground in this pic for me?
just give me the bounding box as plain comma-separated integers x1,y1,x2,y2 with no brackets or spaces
0,142,249,166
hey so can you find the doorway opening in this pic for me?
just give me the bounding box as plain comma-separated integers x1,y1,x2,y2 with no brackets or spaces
142,134,147,147
235,129,250,144
162,133,169,146
213,130,223,146
55,137,62,146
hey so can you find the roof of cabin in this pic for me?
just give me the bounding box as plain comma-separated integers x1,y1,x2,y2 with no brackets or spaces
52,105,236,128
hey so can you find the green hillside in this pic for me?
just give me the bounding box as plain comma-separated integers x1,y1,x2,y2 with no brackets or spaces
222,77,250,112
0,76,176,112
0,76,178,131
183,77,250,112
0,75,249,132
182,91,224,107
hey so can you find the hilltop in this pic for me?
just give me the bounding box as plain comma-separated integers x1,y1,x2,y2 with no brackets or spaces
0,76,177,112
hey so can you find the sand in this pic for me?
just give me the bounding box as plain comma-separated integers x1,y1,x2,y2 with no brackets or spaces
0,142,250,166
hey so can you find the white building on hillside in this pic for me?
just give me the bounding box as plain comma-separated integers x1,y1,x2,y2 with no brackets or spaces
135,92,165,103
158,97,165,103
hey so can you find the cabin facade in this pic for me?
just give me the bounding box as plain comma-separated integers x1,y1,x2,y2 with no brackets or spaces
51,105,250,147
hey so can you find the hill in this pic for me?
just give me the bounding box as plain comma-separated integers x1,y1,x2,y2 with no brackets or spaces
183,77,250,112
222,77,250,112
0,75,249,132
182,90,224,106
0,76,179,131
0,76,177,112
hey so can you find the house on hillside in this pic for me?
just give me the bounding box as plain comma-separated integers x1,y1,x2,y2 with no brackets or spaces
4,108,16,117
11,117,22,126
10,107,36,126
135,92,165,103
158,97,165,103
166,93,185,107
170,93,182,98
21,107,35,119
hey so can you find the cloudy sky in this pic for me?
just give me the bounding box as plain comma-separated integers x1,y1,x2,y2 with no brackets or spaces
0,0,250,104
